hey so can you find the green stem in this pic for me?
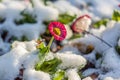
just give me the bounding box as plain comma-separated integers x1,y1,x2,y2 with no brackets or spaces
47,36,54,48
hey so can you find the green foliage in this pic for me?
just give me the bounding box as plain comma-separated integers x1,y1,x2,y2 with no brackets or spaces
39,46,49,55
69,33,82,40
10,36,18,43
35,39,62,73
79,64,86,70
15,11,36,25
35,42,50,70
35,40,64,78
112,10,120,22
21,35,28,41
96,53,102,60
29,0,34,7
58,14,76,24
1,30,8,41
53,69,65,80
42,0,48,5
43,13,76,26
39,58,62,74
43,21,50,26
93,19,109,28
10,35,28,42
42,0,58,5
115,46,120,55
0,17,5,23
78,72,85,79
37,42,45,50
64,77,68,80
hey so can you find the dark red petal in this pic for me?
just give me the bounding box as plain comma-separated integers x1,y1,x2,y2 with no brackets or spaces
119,4,120,7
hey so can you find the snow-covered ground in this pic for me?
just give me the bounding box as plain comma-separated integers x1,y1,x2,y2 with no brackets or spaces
0,0,120,80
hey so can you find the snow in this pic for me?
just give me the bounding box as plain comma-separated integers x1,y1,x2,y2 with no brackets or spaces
32,0,59,21
83,51,96,64
0,0,120,80
52,0,81,16
0,36,10,55
68,0,119,17
0,0,59,54
104,77,114,80
102,23,120,47
12,40,37,52
65,25,73,39
59,45,80,54
23,69,51,80
99,69,120,80
104,76,120,80
101,48,120,71
69,22,120,53
0,45,28,80
66,21,120,79
0,40,38,80
55,52,87,69
0,40,87,80
82,68,100,77
118,39,120,46
17,22,46,40
90,25,106,37
66,68,81,80
82,77,93,80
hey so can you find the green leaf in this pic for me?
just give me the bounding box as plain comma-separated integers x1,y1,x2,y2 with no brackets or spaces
36,58,62,74
115,46,120,55
64,77,68,80
42,0,48,5
43,21,50,26
37,42,45,49
78,72,85,79
58,14,76,24
96,53,102,60
112,10,120,22
43,13,76,26
29,0,34,7
9,36,18,43
53,69,65,80
21,35,28,41
35,46,50,71
1,30,8,41
0,17,5,23
93,19,109,28
39,47,49,55
69,33,82,40
15,11,36,25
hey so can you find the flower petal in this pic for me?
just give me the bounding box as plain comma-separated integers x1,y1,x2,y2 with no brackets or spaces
48,21,67,41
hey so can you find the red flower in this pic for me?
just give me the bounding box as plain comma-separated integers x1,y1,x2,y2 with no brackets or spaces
118,4,120,7
48,21,66,41
71,15,91,33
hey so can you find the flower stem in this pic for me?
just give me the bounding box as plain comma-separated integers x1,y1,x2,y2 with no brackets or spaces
84,31,112,47
47,36,54,48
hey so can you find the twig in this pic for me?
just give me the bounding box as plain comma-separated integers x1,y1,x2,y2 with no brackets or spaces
84,31,112,47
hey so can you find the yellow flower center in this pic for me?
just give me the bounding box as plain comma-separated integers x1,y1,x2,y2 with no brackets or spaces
53,27,61,35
